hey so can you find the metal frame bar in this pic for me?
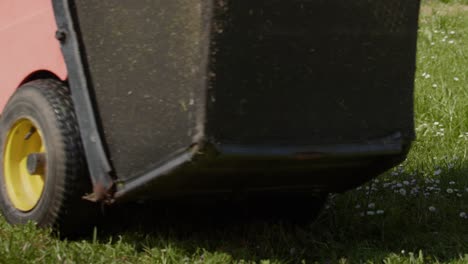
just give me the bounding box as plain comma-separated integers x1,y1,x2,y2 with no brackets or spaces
52,0,114,198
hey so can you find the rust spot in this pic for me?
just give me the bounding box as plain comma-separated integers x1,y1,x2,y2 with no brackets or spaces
82,183,115,204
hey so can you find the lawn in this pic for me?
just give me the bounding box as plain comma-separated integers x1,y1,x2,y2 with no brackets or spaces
0,0,467,263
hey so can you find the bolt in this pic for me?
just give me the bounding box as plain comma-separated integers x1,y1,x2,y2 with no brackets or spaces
55,30,67,42
27,153,46,175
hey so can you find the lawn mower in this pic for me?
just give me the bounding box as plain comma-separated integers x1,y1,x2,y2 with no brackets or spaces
0,0,420,234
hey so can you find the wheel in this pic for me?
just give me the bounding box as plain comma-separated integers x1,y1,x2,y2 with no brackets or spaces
0,79,98,236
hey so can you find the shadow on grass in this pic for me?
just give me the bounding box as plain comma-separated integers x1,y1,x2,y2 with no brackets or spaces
85,167,467,262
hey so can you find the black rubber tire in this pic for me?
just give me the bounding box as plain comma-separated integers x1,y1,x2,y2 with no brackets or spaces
0,79,98,236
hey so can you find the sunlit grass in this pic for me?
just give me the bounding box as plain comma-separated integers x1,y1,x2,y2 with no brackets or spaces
0,1,467,263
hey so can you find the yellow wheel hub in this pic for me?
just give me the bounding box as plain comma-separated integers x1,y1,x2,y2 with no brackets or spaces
3,119,46,211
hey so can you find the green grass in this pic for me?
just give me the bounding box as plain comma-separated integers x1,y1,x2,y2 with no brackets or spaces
1,1,467,263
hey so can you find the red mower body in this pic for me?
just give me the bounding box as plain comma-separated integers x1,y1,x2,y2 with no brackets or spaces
0,0,66,113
